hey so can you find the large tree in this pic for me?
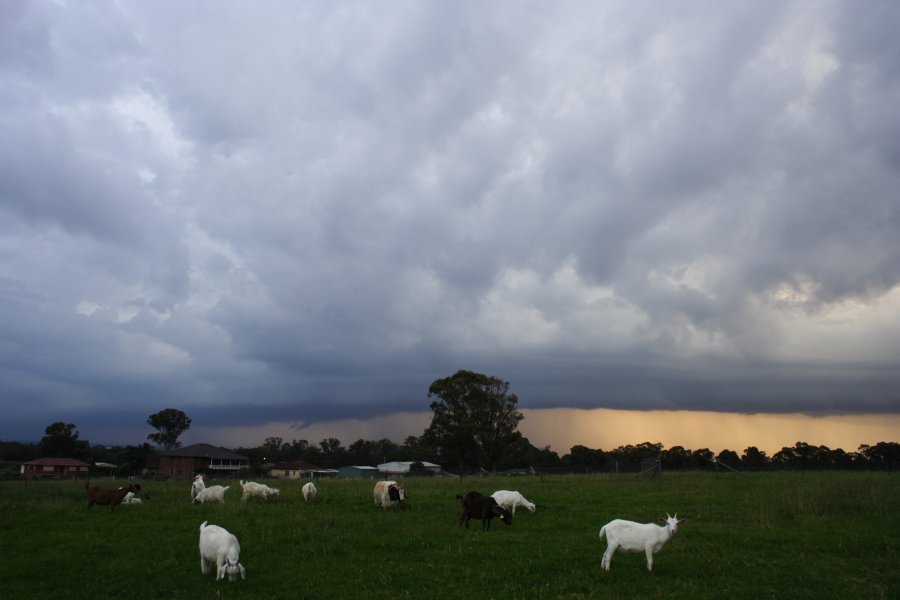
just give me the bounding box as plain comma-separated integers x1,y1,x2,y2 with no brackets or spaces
147,408,191,452
423,369,524,473
40,422,89,458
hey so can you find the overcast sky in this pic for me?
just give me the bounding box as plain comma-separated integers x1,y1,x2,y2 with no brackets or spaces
2,1,899,448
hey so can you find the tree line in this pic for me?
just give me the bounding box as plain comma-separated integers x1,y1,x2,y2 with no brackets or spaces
2,429,897,477
1,369,897,475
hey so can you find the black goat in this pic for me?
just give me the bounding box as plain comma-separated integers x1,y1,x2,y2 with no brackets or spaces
457,491,512,530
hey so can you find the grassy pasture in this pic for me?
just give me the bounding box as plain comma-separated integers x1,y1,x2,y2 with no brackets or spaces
0,472,896,599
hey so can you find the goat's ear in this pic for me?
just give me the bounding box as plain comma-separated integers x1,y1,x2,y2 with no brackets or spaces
658,516,667,523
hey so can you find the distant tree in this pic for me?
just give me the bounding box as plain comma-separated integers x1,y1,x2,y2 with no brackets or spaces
771,446,798,469
563,445,607,471
691,448,715,469
111,443,155,477
607,442,662,471
262,437,287,462
400,435,440,464
0,440,38,462
423,370,524,473
318,437,347,468
716,449,740,468
146,408,191,452
346,438,399,466
741,446,769,471
500,435,560,470
860,442,900,473
661,446,692,470
40,422,89,459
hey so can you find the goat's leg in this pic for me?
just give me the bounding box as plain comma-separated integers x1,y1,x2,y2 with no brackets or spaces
201,556,210,575
601,543,616,570
644,545,654,571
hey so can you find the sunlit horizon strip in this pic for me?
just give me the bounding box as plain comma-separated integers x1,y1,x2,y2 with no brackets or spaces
180,408,900,457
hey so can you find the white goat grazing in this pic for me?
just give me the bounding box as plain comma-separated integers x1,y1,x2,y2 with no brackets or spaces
239,480,280,501
121,491,143,505
301,481,317,502
191,474,206,501
373,480,406,509
193,485,230,504
199,521,246,581
491,490,536,515
599,514,685,571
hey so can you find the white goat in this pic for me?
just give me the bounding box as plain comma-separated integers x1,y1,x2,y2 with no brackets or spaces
301,481,317,502
191,474,206,501
491,490,536,515
199,521,246,581
373,480,406,509
598,514,685,571
239,480,280,501
193,485,230,504
121,491,143,505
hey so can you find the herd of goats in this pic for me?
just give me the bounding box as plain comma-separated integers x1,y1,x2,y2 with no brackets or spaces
83,475,685,582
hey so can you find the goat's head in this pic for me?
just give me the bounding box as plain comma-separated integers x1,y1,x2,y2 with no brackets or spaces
217,558,246,582
494,505,513,525
660,513,686,535
388,484,405,503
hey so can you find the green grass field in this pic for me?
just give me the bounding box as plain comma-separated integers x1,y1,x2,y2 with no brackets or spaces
0,472,896,599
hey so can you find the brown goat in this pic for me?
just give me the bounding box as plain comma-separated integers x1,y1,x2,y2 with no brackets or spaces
457,491,512,530
85,481,141,511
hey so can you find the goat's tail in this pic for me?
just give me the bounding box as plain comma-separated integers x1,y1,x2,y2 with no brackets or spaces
598,525,606,541
200,520,208,532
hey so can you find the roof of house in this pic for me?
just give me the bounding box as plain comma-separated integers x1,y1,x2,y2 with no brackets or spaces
160,443,248,460
22,457,92,468
341,465,379,470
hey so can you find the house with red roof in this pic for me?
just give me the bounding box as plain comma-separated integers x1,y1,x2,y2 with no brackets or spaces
20,457,92,479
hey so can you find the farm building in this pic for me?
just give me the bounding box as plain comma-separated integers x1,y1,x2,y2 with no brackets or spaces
158,443,249,480
311,469,340,478
377,461,441,476
338,465,380,478
269,460,320,479
20,457,92,479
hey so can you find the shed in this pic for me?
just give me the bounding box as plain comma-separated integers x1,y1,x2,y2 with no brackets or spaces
377,461,441,476
311,469,340,479
158,443,249,480
20,457,92,479
269,460,320,479
338,465,380,479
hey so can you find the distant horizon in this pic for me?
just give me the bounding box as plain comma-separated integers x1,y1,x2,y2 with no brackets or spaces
12,408,899,459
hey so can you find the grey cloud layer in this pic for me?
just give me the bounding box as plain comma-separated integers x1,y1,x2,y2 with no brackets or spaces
2,1,899,443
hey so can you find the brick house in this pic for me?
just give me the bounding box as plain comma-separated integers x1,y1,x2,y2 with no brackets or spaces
20,457,92,479
158,443,249,480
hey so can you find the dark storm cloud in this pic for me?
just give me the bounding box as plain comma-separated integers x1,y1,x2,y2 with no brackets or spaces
1,1,899,445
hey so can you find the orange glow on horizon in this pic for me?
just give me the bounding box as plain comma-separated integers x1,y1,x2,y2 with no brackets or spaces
189,408,900,456
519,408,900,455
